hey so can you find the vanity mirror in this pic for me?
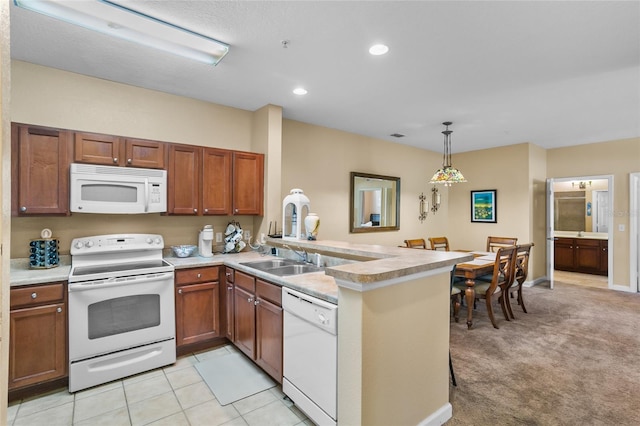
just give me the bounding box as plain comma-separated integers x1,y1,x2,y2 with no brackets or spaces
350,172,400,233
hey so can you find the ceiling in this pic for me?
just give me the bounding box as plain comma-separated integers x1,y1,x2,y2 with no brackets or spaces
9,1,640,154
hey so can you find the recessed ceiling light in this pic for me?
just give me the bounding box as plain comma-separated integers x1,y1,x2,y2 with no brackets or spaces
369,44,389,55
293,87,308,95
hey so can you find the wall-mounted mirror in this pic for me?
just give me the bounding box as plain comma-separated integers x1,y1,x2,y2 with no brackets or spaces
553,179,609,232
350,172,400,233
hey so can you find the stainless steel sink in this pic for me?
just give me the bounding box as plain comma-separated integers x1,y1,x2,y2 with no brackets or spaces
240,259,323,276
240,259,297,270
266,264,324,276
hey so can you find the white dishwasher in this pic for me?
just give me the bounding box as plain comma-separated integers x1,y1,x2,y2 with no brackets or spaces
282,287,338,426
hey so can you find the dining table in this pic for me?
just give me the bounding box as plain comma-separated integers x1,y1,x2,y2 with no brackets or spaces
453,251,497,329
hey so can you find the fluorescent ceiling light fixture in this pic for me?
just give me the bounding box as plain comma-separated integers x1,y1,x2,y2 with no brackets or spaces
369,44,389,55
293,87,308,95
14,0,230,65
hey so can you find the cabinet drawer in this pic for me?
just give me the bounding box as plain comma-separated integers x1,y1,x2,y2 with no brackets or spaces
225,267,235,283
256,280,282,306
235,271,256,293
176,266,220,285
10,282,65,309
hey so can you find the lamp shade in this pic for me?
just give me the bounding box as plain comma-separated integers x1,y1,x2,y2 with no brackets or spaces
429,166,467,186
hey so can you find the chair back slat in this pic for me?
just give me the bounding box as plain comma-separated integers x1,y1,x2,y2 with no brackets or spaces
404,238,427,249
428,237,450,251
486,236,518,252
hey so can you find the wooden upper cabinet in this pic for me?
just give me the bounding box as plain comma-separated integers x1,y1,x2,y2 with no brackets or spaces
202,148,232,215
74,132,122,166
167,144,201,215
232,151,264,215
12,123,72,216
75,132,165,169
124,138,166,169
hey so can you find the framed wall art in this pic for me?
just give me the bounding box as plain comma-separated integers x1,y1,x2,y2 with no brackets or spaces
470,189,497,223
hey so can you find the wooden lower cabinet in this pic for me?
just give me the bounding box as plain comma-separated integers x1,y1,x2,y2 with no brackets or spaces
554,237,608,275
175,267,220,348
230,270,283,383
9,282,67,390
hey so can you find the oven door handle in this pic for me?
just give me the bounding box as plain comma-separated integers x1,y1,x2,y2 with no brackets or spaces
68,272,174,292
144,177,150,213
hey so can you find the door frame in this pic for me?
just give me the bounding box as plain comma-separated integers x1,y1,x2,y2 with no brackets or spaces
630,173,640,293
546,175,614,290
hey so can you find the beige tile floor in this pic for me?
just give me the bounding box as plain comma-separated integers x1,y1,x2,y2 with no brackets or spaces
7,345,313,426
553,269,608,289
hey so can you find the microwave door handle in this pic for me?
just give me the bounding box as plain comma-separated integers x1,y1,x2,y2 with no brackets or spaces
144,178,150,212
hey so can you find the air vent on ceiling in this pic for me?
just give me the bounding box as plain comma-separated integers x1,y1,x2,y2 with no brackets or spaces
390,133,405,138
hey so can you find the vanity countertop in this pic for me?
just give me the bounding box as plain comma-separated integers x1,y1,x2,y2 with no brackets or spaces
554,231,608,240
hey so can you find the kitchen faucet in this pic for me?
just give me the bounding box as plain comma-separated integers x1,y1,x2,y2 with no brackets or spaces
282,244,309,263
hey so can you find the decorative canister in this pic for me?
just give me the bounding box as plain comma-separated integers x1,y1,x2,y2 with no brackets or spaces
282,188,311,241
29,228,59,269
304,213,320,240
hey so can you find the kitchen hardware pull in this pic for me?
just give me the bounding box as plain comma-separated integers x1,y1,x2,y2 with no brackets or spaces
113,157,118,163
57,307,62,313
204,209,208,213
226,272,231,277
254,300,260,305
197,273,201,278
247,297,253,303
127,158,132,164
178,289,183,294
31,292,37,299
194,208,198,213
20,206,27,212
227,285,233,290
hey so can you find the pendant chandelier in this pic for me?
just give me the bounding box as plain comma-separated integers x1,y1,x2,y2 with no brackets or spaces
429,121,467,186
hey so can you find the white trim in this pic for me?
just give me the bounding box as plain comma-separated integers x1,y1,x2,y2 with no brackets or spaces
333,266,453,292
416,402,452,426
630,173,640,293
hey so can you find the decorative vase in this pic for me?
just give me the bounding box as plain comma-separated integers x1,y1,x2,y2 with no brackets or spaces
304,213,320,240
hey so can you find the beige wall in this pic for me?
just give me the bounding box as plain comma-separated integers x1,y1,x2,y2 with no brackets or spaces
547,138,640,286
281,119,447,247
1,0,11,418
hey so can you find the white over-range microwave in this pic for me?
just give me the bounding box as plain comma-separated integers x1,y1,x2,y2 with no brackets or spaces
70,163,167,214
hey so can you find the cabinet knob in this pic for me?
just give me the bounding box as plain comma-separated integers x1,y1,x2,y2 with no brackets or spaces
194,208,198,213
227,285,233,290
31,292,37,299
113,157,118,163
226,272,231,277
247,297,253,303
178,289,183,294
20,206,27,212
127,158,132,164
204,209,208,213
235,208,239,213
254,300,260,306
57,307,62,313
197,273,201,278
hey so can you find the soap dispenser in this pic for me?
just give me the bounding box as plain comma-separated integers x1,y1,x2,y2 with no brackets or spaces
198,225,214,257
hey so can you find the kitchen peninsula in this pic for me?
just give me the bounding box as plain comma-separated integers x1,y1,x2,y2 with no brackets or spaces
267,238,473,426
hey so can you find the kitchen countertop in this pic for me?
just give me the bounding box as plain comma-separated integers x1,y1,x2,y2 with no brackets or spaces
9,239,473,305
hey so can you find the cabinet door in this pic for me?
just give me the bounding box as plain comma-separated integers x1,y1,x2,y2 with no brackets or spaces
554,238,575,271
74,132,123,166
124,138,166,169
233,286,256,359
255,297,283,383
232,151,264,215
12,123,71,216
9,303,67,389
575,239,600,272
202,148,232,215
175,282,220,347
167,144,201,215
599,240,609,274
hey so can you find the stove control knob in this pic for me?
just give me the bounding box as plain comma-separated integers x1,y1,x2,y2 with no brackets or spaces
154,238,161,245
146,237,153,244
75,241,84,249
86,240,94,248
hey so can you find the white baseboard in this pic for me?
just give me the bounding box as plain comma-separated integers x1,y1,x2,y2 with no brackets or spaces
417,402,452,426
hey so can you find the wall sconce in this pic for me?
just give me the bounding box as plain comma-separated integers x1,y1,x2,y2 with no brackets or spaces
431,186,441,213
418,193,428,223
572,181,592,190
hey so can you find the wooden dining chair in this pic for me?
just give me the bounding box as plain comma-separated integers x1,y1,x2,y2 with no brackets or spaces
404,238,427,249
486,236,518,252
505,243,534,319
428,237,450,251
454,245,517,329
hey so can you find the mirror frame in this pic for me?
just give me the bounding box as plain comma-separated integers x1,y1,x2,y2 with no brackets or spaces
349,171,401,233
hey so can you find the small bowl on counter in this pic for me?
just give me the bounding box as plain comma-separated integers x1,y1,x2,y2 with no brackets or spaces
171,245,198,258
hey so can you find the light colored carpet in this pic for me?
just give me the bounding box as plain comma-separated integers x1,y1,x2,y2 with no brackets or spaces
447,280,640,425
195,351,276,405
